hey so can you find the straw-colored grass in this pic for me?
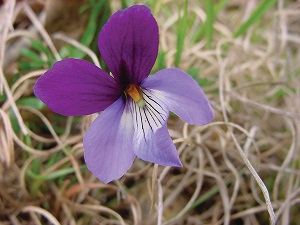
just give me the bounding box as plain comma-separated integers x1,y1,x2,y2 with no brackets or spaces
1,0,300,224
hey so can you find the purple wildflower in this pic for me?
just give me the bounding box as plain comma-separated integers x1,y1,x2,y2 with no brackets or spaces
34,5,214,183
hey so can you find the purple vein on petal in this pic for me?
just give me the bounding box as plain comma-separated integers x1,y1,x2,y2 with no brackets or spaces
126,90,182,166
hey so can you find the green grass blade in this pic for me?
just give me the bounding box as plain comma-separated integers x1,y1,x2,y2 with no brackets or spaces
156,51,167,71
214,0,229,13
175,0,188,67
31,39,53,59
19,48,44,64
26,165,86,181
121,0,129,8
192,0,228,43
17,97,45,110
189,167,247,210
233,0,278,38
63,0,106,59
205,0,214,49
80,0,105,46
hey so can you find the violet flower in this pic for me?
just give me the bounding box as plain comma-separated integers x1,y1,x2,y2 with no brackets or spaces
34,5,214,183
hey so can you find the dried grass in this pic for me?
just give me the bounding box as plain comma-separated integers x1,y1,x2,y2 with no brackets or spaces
1,0,300,224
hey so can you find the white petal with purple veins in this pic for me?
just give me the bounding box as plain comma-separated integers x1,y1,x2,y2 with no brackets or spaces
128,91,182,167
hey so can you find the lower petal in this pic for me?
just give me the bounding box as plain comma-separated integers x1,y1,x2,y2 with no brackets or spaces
129,89,168,142
133,124,182,167
141,68,214,125
128,89,181,166
83,97,135,184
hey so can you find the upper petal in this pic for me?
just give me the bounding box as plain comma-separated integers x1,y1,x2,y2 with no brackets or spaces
83,97,136,184
34,58,122,116
141,68,214,125
98,5,159,85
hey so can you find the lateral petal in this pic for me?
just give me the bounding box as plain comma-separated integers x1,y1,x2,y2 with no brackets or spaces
98,5,159,85
141,68,214,125
83,97,136,184
34,58,122,116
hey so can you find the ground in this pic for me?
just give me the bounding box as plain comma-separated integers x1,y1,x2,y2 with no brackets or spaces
1,0,300,224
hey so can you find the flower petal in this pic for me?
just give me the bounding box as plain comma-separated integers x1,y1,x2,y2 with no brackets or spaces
83,97,136,184
34,58,122,116
98,5,159,85
141,68,214,125
129,89,168,141
134,123,182,167
128,91,181,167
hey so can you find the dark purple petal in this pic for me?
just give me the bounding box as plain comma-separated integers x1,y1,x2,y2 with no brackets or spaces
83,97,136,184
98,5,159,85
34,58,122,116
141,68,214,125
133,123,182,167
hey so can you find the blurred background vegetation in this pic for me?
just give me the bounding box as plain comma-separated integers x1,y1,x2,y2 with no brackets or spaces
1,0,300,224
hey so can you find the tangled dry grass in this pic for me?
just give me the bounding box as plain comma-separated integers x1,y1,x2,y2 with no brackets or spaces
1,0,300,224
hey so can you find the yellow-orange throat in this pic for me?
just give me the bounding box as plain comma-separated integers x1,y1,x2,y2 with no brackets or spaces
125,84,145,108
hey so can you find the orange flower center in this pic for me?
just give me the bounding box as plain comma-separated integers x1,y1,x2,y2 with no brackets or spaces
125,84,145,108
